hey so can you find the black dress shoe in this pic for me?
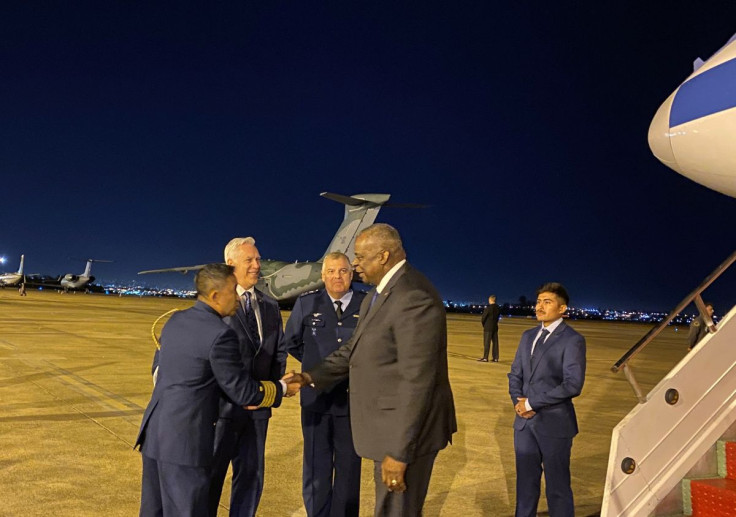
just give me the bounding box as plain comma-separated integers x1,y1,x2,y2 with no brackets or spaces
492,359,499,362
477,358,489,362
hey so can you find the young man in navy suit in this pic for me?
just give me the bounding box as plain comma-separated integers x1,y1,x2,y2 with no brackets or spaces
508,282,586,517
135,264,288,517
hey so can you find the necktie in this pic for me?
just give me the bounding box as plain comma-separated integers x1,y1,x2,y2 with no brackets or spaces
334,300,343,319
244,292,261,347
370,291,378,308
532,328,549,357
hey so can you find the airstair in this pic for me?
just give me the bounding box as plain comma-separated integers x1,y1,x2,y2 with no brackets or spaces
601,250,736,517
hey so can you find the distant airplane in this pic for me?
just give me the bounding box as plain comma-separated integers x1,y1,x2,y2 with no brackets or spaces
0,254,24,286
139,192,399,301
649,33,736,198
60,259,111,292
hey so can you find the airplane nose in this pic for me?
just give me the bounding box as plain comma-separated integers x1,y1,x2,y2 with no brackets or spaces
648,92,680,172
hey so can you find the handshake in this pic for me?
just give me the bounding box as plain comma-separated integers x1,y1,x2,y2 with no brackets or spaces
281,371,313,398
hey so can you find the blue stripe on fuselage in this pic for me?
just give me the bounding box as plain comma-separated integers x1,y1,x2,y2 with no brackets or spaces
670,57,736,127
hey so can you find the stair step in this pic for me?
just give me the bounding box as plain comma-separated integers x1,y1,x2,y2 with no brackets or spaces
691,478,736,516
726,442,736,480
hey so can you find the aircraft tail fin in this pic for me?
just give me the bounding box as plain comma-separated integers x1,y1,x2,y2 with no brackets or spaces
17,255,24,275
82,259,112,277
83,259,94,277
320,192,391,260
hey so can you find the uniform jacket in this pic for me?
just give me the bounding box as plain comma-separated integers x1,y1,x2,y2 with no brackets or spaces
308,263,457,463
219,288,286,421
508,321,586,438
135,301,282,467
688,314,714,349
284,289,365,415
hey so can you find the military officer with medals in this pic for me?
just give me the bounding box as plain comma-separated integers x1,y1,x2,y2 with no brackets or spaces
284,251,364,517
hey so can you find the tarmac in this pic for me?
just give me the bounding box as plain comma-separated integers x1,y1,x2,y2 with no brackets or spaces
0,289,688,516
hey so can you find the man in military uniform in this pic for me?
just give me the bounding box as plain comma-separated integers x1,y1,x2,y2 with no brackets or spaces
688,302,716,351
284,251,364,517
136,264,288,517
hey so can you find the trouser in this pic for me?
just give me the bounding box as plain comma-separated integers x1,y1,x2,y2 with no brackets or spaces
483,327,499,360
209,417,269,517
140,454,210,517
302,409,361,517
513,426,574,517
373,451,438,517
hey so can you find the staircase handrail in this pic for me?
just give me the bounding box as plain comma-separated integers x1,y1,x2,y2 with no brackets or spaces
611,249,736,402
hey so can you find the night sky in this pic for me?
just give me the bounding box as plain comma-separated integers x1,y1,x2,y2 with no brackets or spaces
3,2,736,311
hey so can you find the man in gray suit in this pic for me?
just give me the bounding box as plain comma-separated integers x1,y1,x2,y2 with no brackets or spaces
285,223,457,517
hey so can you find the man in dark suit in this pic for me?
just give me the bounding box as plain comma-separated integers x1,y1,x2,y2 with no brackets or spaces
478,294,501,362
284,251,364,517
210,237,287,517
508,282,586,517
136,263,287,517
286,223,457,517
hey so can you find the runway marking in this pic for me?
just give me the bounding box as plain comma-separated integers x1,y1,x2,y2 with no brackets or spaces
0,340,17,350
20,361,145,447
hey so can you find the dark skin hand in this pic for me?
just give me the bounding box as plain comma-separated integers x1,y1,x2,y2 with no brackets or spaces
382,455,407,492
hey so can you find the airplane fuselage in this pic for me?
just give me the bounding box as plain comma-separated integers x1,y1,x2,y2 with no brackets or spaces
258,260,324,301
59,274,94,290
0,273,23,286
649,34,736,197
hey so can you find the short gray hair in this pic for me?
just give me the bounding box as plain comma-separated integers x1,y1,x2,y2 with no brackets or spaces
359,223,404,256
195,263,235,297
224,237,256,262
321,251,350,274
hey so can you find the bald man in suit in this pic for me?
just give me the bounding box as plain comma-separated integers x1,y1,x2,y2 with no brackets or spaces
286,224,457,517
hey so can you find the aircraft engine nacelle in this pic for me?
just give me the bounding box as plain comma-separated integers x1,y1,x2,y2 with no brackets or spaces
64,274,78,282
87,276,95,283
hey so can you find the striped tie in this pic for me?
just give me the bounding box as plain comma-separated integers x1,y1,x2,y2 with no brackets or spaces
244,292,261,347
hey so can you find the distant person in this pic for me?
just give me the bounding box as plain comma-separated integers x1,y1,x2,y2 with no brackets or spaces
688,302,716,351
210,237,287,517
478,295,500,362
284,252,364,517
135,263,289,517
508,282,586,517
285,223,457,517
18,283,26,296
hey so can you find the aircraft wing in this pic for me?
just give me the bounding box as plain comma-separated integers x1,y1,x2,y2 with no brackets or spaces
138,264,209,275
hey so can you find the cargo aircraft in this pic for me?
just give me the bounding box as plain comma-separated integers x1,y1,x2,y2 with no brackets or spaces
139,192,400,302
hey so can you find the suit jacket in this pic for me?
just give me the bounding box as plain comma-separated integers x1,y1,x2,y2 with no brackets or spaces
481,303,500,330
135,301,282,467
308,263,457,463
508,321,586,438
284,289,365,415
219,288,286,421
